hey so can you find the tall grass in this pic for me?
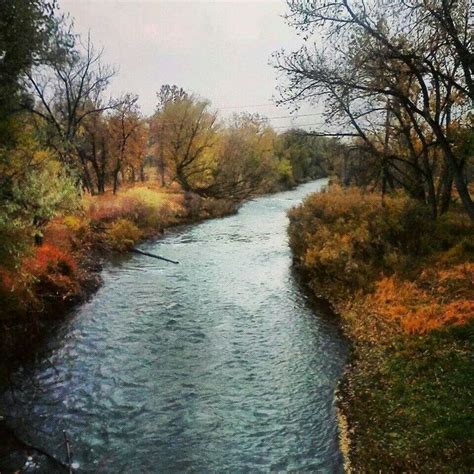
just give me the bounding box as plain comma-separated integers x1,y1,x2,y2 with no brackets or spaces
288,185,474,470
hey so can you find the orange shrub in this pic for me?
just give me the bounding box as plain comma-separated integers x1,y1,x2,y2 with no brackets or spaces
87,195,143,223
0,268,14,293
201,198,238,218
85,189,186,230
22,244,80,304
289,185,473,335
288,186,433,297
24,243,77,277
106,218,142,251
367,263,474,334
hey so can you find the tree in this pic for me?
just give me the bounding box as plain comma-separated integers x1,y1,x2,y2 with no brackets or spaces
23,34,119,189
149,84,191,186
202,113,278,199
154,93,219,193
0,0,64,128
120,118,148,184
407,0,474,102
275,0,473,219
107,94,144,193
0,1,81,259
76,111,110,194
0,119,80,258
155,84,188,111
275,129,336,183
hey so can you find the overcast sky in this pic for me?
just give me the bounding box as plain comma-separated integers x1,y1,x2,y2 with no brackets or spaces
59,0,323,129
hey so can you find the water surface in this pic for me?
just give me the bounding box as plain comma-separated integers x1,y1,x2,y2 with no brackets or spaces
3,179,347,472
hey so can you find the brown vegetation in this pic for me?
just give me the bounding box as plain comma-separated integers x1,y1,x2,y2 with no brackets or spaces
0,181,237,365
289,185,474,470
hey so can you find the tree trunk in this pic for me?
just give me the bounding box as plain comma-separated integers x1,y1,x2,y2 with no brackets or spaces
452,162,474,219
82,164,94,194
159,123,166,186
429,119,474,220
439,164,454,215
422,154,438,220
113,165,120,194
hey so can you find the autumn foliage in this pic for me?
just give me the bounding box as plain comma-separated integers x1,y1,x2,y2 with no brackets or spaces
0,182,237,323
367,265,474,334
289,186,474,335
0,243,80,317
23,243,80,301
289,185,474,470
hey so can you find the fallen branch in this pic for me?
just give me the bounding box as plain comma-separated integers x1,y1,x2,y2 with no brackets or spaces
63,430,73,474
131,248,180,264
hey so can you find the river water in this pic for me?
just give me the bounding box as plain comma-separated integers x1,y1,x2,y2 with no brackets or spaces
2,179,348,473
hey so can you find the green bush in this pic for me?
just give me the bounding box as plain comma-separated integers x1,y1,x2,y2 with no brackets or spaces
106,218,142,251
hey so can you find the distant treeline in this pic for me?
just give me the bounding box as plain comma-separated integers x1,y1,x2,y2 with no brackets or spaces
0,0,341,266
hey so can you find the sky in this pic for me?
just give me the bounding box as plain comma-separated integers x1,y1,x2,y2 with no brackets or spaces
59,0,324,129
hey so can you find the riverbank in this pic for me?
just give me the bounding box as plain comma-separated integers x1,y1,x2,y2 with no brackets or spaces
288,186,474,471
1,179,347,472
1,182,242,467
0,176,312,372
0,182,239,369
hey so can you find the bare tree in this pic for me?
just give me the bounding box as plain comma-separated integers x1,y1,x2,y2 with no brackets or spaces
23,34,120,189
108,94,143,194
275,0,473,219
76,112,109,194
155,84,188,111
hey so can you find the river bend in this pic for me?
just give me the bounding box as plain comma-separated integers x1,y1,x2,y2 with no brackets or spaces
3,179,347,473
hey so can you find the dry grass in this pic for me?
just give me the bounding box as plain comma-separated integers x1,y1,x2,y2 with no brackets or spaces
288,185,474,471
0,181,237,320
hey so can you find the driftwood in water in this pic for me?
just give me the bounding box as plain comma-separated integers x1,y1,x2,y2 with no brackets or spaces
63,430,73,474
131,248,179,264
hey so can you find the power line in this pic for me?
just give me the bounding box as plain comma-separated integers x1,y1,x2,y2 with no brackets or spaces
217,102,275,110
151,113,325,127
256,112,324,121
152,120,325,129
217,107,325,122
272,122,325,129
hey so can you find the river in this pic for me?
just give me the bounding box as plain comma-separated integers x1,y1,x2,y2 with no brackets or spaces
2,179,348,473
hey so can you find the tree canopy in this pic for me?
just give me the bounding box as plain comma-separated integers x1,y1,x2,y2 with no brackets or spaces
274,0,473,219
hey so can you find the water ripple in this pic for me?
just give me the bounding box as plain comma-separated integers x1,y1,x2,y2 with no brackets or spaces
2,180,348,473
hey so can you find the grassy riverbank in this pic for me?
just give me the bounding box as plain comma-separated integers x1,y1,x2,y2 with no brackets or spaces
288,186,474,471
0,182,237,366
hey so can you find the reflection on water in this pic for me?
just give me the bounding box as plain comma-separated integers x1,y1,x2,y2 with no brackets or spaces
2,179,348,473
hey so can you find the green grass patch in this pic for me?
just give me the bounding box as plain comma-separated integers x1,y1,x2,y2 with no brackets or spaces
349,321,474,471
